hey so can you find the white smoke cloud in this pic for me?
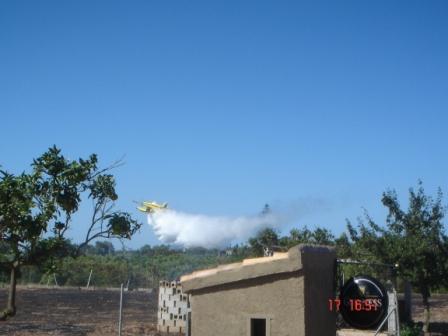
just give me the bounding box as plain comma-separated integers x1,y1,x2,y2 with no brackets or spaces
147,210,282,249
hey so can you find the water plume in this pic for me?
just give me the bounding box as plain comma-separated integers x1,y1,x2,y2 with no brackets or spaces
147,209,281,248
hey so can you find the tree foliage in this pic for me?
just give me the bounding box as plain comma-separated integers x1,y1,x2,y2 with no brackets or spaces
0,146,141,319
347,181,448,332
248,228,279,256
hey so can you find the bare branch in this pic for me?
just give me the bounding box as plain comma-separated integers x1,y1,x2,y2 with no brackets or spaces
90,156,126,180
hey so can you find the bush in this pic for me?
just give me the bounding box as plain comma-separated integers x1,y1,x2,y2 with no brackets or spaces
400,322,422,336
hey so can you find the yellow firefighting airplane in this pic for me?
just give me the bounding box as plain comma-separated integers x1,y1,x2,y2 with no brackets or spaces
137,201,168,213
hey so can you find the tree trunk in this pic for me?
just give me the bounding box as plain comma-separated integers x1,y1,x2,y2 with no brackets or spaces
422,291,431,333
1,262,18,320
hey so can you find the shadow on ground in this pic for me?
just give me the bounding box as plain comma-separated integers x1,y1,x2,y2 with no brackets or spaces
429,322,448,336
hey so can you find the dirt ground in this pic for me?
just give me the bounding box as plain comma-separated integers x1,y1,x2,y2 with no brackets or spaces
0,287,447,335
0,287,159,336
412,294,448,335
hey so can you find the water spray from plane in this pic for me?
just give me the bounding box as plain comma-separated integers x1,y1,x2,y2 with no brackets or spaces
137,201,282,249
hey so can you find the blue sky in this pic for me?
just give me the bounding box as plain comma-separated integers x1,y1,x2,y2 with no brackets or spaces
1,1,447,248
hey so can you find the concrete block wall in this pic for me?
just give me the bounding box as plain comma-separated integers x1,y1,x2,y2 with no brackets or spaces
158,280,190,334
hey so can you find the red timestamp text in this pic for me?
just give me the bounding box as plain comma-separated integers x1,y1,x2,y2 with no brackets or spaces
328,299,382,312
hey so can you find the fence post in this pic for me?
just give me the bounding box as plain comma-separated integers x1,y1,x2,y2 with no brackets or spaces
86,269,93,289
404,280,412,322
118,283,124,336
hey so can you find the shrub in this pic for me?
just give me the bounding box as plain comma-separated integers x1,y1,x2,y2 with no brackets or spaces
401,322,422,336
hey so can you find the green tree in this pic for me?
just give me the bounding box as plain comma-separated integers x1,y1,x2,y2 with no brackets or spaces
0,146,140,319
248,228,279,256
311,227,335,245
347,182,448,333
334,232,353,259
279,226,335,249
84,241,115,256
289,227,313,244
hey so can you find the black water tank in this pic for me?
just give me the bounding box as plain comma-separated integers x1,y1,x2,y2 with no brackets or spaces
339,275,389,329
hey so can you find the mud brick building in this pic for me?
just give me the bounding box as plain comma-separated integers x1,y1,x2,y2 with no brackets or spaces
181,244,336,336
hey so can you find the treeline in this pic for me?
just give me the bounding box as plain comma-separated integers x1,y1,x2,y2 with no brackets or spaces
1,213,446,295
0,226,348,288
0,241,248,288
0,225,375,289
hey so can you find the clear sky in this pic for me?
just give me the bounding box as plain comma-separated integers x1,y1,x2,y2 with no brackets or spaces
1,1,447,249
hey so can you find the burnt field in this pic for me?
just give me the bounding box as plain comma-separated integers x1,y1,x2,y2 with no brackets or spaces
412,294,448,335
0,287,447,335
0,287,159,336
